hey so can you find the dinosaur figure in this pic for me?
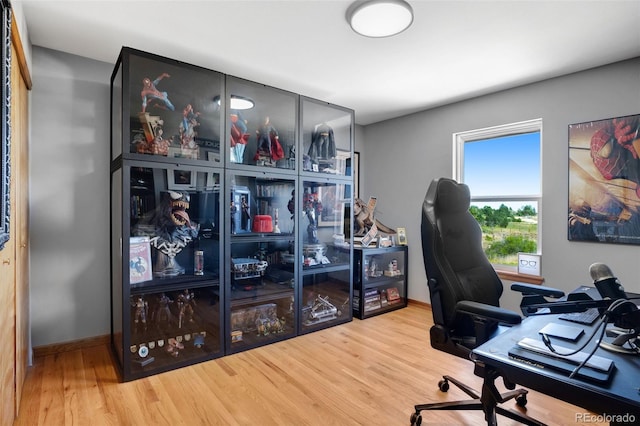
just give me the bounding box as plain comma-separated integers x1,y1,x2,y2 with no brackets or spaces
353,197,396,236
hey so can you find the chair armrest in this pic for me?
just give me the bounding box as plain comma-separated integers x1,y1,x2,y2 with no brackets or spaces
511,282,565,298
456,300,522,325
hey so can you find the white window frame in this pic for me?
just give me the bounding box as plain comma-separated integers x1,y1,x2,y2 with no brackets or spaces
453,118,543,258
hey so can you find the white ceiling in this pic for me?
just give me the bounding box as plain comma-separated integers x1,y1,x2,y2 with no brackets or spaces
17,0,640,125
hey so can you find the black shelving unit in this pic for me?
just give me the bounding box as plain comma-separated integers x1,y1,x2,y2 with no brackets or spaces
353,246,408,319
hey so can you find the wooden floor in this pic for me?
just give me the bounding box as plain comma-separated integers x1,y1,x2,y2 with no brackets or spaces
16,304,605,425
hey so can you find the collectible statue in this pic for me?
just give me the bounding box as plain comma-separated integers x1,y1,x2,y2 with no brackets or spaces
241,196,250,231
230,113,249,163
141,73,174,112
303,189,322,244
134,113,171,155
230,201,237,234
254,116,285,166
302,294,338,325
177,289,196,328
133,190,199,277
307,122,336,161
178,103,201,153
131,295,149,333
353,197,396,236
153,292,173,326
166,337,184,357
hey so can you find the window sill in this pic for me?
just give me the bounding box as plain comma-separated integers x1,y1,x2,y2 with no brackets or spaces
496,269,544,285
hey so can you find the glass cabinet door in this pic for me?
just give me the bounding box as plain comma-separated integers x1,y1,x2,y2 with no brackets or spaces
225,77,298,170
117,162,223,379
127,164,222,284
300,97,353,176
299,179,352,333
226,172,297,353
115,48,224,164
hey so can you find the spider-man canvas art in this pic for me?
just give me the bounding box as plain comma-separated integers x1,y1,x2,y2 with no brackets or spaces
568,114,640,244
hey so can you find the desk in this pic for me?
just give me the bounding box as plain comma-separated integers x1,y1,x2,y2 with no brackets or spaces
472,299,640,419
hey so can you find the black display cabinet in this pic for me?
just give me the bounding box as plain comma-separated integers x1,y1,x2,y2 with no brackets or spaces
111,47,355,380
353,246,408,319
111,48,225,380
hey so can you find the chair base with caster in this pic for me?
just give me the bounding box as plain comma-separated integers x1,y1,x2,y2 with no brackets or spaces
410,368,544,426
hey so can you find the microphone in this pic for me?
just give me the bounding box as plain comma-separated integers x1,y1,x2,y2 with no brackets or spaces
589,262,627,300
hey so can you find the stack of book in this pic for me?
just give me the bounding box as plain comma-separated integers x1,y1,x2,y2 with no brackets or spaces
363,289,381,312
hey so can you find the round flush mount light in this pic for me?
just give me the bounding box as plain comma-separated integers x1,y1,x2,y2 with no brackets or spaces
213,95,255,110
229,95,254,110
347,0,414,38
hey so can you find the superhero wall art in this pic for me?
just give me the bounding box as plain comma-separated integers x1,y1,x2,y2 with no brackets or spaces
568,114,640,244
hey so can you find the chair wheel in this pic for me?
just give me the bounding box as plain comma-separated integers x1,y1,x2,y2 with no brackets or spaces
516,394,527,407
410,412,422,425
438,379,449,392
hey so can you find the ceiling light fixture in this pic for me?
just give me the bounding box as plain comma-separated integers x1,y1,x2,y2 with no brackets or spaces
214,95,255,110
347,0,414,38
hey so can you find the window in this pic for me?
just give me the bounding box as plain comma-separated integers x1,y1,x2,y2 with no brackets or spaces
454,119,542,268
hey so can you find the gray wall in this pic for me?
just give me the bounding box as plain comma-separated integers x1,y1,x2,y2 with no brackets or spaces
30,47,112,346
361,57,640,312
29,45,640,346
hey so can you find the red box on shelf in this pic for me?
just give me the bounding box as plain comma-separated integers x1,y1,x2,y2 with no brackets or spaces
252,215,273,233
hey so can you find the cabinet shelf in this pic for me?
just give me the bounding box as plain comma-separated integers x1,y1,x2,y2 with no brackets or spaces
229,282,293,306
130,275,220,294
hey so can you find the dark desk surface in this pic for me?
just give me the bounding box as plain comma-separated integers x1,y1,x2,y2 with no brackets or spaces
472,290,640,416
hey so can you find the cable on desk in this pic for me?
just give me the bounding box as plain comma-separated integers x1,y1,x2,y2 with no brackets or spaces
541,299,637,379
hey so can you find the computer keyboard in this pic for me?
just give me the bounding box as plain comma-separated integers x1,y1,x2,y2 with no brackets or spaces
559,308,601,325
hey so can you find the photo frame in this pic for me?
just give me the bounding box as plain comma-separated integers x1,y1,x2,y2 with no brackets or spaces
317,185,344,227
568,114,640,245
0,1,11,251
167,169,195,190
517,253,541,276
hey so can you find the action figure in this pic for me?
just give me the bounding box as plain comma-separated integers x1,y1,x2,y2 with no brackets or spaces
307,122,336,161
230,201,237,234
166,337,184,357
141,73,174,112
254,116,285,166
179,104,200,151
241,196,250,231
177,289,196,328
230,113,249,163
131,296,148,333
153,293,173,326
303,189,322,243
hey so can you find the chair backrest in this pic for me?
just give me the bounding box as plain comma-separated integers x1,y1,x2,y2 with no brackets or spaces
421,177,503,329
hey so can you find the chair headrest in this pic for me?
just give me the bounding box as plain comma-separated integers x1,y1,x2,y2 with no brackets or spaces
435,178,471,214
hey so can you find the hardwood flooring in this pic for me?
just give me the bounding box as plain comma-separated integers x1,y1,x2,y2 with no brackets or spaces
15,304,605,425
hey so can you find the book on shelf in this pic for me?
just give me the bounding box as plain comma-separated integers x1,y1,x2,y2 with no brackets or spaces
129,236,153,284
363,289,381,312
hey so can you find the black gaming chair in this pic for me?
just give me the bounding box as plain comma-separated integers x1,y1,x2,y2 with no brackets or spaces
411,177,562,426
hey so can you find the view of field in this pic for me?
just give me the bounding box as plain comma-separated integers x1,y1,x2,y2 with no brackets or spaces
469,205,538,266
